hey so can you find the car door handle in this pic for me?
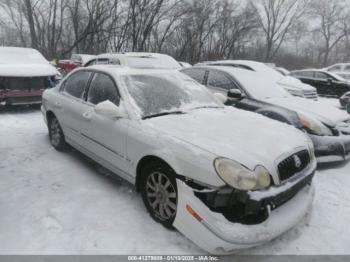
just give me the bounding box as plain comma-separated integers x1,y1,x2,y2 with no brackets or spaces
54,102,62,109
82,111,92,121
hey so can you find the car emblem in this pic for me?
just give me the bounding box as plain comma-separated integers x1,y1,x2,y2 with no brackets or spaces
293,155,302,169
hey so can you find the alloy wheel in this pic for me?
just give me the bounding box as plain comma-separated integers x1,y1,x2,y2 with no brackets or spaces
145,171,177,220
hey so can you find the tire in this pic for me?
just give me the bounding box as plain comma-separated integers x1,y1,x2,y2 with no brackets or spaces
140,162,178,228
49,116,68,152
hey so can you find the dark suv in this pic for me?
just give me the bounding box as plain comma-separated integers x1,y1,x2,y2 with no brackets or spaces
290,69,350,98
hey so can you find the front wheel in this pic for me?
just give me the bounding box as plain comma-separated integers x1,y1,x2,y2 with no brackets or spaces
140,162,178,228
49,116,68,151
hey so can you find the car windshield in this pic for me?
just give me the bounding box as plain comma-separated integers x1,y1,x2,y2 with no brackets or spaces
0,48,48,65
125,56,181,69
232,70,292,100
122,72,222,118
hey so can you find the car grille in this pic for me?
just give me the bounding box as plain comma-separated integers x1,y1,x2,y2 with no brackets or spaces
278,150,310,181
303,91,318,100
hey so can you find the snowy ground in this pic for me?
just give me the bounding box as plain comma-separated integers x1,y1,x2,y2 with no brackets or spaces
1,99,350,255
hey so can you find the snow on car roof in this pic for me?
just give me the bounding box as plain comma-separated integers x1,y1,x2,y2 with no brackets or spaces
85,65,180,76
0,47,48,64
97,52,172,59
0,47,58,77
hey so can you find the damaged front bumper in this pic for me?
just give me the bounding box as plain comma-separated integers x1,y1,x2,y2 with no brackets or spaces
173,164,316,255
310,134,350,163
0,90,43,106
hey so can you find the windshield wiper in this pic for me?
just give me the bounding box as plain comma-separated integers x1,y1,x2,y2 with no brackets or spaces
142,111,186,120
191,105,223,110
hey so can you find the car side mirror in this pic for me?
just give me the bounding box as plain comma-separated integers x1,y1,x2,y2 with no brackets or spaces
327,77,333,83
214,93,228,104
95,100,126,119
347,103,350,114
228,89,244,100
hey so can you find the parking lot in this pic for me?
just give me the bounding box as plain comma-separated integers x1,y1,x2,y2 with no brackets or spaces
1,101,350,255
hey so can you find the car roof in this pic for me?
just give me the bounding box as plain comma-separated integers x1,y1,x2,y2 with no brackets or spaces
79,65,180,76
192,65,259,78
96,52,171,59
291,69,327,73
0,46,39,53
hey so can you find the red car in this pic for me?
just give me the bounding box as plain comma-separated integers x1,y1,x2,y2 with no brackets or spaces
57,54,96,75
0,47,59,106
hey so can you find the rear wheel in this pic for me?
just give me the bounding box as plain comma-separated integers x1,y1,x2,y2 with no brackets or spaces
49,116,68,151
140,162,178,228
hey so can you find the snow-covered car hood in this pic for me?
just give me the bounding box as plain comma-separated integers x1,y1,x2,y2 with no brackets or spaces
0,63,58,77
145,107,309,172
277,76,316,92
266,97,350,126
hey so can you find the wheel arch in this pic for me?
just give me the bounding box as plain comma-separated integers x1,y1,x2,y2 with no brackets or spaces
135,155,179,192
46,110,56,125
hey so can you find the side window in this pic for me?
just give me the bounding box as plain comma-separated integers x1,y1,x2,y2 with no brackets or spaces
208,70,237,90
344,66,350,72
298,71,313,78
182,69,205,84
63,71,91,99
315,72,328,80
109,58,121,65
87,73,120,105
96,58,109,65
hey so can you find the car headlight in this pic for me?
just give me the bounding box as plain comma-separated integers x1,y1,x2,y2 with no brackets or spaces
306,138,316,162
214,158,271,191
298,113,333,136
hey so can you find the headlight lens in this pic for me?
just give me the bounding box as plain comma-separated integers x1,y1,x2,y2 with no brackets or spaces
298,113,333,136
214,158,271,191
307,138,316,162
254,166,271,188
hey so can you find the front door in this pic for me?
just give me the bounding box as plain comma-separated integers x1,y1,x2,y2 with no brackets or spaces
81,72,131,177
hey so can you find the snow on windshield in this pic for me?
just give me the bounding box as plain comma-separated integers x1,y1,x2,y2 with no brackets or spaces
126,56,181,69
122,72,221,118
233,71,292,100
0,48,48,65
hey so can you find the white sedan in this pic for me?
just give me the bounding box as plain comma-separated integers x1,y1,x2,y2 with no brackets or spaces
42,66,316,254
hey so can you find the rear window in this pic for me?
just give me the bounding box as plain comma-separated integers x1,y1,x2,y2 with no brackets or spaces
0,77,55,91
126,56,181,69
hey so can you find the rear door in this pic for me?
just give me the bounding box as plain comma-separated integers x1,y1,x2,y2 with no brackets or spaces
56,70,92,145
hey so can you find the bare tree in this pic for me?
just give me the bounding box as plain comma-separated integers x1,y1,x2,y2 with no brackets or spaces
251,0,309,61
311,0,348,66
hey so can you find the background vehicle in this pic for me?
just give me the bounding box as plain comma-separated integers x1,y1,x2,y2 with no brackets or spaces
340,92,350,108
42,66,315,254
179,61,192,68
85,52,182,69
182,66,350,163
325,63,350,81
58,54,96,75
0,47,59,106
290,69,350,98
197,60,318,100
